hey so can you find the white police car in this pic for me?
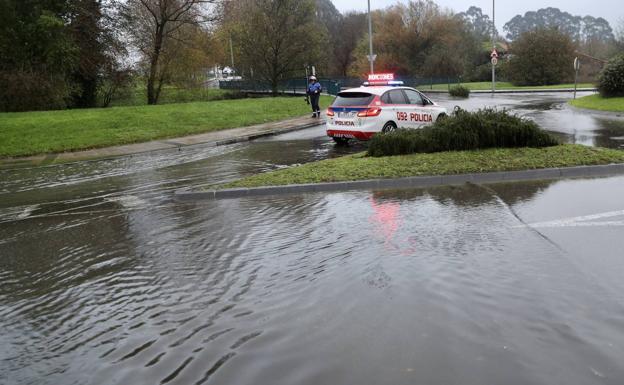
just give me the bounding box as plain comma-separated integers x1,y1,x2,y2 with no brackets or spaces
326,74,448,143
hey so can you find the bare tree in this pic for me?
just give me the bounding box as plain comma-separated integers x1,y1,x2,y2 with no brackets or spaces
120,0,218,104
227,0,323,95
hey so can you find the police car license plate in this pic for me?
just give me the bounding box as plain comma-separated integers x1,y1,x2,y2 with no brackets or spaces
333,133,355,138
337,111,357,118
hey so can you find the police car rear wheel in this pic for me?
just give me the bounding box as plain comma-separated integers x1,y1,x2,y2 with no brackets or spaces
382,121,397,134
332,137,350,146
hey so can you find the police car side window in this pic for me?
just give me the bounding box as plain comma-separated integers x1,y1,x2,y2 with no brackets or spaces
381,92,391,104
389,90,407,104
404,90,424,105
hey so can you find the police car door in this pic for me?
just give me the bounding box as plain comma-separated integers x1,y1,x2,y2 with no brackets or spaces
403,89,432,127
387,89,409,128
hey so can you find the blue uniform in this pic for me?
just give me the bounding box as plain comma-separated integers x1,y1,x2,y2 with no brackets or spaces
307,82,322,95
308,81,322,117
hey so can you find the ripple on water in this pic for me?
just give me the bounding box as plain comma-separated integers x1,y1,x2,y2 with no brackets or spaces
3,185,624,384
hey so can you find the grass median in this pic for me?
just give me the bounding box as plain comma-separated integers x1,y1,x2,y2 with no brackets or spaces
0,96,332,158
569,94,624,112
219,145,624,189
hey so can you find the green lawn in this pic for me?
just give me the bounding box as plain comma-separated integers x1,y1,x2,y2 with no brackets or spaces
220,145,624,188
569,94,624,112
109,87,240,107
427,82,595,91
0,96,332,158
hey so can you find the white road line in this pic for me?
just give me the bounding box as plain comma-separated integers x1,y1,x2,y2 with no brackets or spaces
518,209,624,229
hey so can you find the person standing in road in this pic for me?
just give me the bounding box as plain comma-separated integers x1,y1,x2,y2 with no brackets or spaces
307,76,322,118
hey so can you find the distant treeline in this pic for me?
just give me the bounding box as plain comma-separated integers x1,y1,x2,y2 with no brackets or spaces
1,0,622,112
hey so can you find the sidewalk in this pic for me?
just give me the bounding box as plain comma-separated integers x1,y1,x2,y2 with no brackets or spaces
0,114,325,169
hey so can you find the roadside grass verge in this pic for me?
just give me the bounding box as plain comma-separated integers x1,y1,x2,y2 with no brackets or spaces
569,94,624,112
0,96,332,158
219,145,624,189
428,82,594,91
109,87,245,107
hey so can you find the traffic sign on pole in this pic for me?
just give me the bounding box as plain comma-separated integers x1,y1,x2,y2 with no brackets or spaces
491,57,498,66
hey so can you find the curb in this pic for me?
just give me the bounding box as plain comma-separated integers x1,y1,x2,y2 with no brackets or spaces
174,163,624,201
0,119,325,170
567,105,624,119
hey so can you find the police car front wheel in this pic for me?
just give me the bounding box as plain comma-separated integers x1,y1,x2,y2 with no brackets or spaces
382,121,397,134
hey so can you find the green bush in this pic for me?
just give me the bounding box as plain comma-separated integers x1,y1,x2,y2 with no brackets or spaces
509,28,575,86
367,108,559,157
598,54,624,97
449,85,470,97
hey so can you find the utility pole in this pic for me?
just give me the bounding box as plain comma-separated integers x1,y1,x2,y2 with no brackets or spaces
491,0,496,95
229,36,235,69
367,0,375,74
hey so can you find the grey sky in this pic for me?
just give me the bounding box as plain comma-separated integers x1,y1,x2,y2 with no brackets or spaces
331,0,622,34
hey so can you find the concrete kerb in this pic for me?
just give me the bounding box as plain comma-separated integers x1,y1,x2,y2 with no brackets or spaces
175,163,624,201
567,105,624,119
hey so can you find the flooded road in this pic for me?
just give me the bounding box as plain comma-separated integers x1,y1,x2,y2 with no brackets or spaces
431,91,624,149
2,92,624,385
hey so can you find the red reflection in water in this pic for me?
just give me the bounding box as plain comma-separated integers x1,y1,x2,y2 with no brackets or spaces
369,196,401,245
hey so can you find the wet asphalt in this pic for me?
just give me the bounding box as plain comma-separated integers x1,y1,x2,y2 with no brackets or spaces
1,92,624,385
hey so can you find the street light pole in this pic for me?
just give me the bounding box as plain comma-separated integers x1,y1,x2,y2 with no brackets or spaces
367,0,374,74
229,36,235,69
491,0,496,94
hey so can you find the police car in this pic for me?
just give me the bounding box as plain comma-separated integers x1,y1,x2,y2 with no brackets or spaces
326,74,448,143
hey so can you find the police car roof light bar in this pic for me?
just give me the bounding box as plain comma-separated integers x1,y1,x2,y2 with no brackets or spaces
362,73,404,87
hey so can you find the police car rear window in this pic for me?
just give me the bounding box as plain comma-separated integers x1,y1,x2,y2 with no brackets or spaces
333,92,374,106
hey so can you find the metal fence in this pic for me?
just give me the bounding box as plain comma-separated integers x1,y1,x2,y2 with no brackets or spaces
331,76,462,90
219,78,341,95
219,76,462,95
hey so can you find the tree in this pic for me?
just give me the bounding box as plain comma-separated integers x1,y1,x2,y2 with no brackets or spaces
0,0,78,112
120,0,218,105
503,8,614,43
598,54,624,97
349,0,479,79
508,28,576,86
67,0,117,108
314,0,349,76
457,6,495,41
227,0,324,94
331,12,367,76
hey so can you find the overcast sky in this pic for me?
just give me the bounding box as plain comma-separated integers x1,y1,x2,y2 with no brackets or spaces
332,0,622,33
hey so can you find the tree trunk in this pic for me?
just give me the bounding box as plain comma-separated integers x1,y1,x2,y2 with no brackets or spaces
147,26,164,105
271,79,278,96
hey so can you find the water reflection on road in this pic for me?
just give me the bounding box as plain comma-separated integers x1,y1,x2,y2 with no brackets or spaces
430,91,624,149
2,92,624,385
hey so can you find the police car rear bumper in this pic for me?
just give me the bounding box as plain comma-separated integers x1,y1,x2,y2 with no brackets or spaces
326,129,376,141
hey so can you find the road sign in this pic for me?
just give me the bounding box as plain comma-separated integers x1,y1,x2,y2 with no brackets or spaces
367,54,377,62
574,57,580,71
491,57,498,66
491,49,498,58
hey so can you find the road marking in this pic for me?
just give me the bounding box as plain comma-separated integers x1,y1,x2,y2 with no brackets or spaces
521,209,624,228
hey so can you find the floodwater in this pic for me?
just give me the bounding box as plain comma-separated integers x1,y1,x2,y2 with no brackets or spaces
2,92,624,385
431,91,624,149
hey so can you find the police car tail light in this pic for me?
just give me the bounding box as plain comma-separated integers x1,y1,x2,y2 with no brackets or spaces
357,107,382,117
326,108,335,117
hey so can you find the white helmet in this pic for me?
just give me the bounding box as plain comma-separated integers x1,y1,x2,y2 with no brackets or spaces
309,75,317,81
